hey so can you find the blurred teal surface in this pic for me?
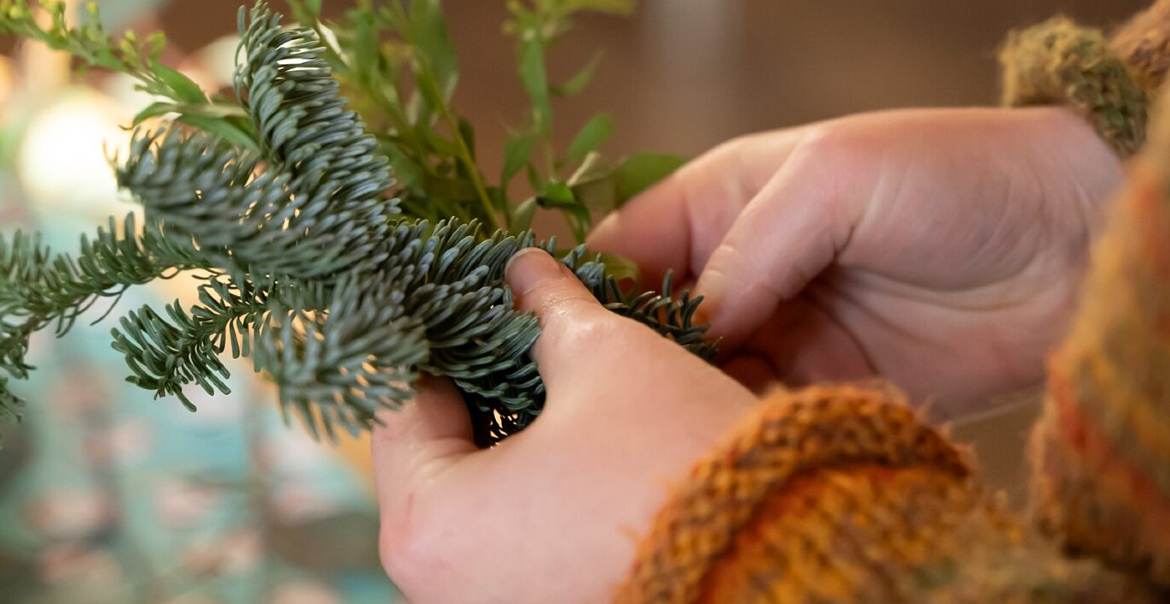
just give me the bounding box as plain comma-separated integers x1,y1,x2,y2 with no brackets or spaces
0,6,403,594
0,219,403,604
0,222,402,604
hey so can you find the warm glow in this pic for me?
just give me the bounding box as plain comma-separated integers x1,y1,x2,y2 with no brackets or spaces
16,88,132,212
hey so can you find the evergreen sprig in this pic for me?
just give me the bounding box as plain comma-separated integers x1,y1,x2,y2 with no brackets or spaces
0,1,712,446
0,215,207,420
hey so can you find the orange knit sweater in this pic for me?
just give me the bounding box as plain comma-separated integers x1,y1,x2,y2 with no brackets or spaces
616,5,1170,603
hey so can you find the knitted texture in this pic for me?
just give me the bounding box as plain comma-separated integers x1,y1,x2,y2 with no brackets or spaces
1000,17,1150,157
1112,0,1170,91
614,386,1154,604
1030,85,1170,588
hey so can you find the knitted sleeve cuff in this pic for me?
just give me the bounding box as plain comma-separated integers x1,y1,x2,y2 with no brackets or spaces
615,385,1161,604
999,16,1151,157
613,384,975,604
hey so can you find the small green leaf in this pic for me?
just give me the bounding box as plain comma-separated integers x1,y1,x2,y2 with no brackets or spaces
144,32,167,60
538,181,590,243
418,124,459,156
222,114,256,139
135,101,249,128
518,33,552,133
150,61,206,105
552,51,602,97
502,131,537,184
405,87,435,128
380,141,425,193
525,163,542,191
567,151,615,214
457,117,476,161
561,0,636,15
613,153,687,206
409,0,459,101
422,173,480,203
133,101,179,126
513,196,538,232
353,17,381,85
182,102,249,119
597,251,640,284
413,70,447,124
176,115,259,152
564,113,613,167
540,181,576,205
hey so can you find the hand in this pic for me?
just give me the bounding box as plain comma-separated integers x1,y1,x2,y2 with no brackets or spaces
589,106,1123,418
372,249,758,604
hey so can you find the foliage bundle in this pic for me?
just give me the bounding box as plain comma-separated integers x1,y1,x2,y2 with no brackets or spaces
0,0,712,446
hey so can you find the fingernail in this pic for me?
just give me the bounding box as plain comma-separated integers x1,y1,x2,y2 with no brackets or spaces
506,248,562,293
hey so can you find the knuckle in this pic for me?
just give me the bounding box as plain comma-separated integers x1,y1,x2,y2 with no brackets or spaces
378,497,453,599
790,122,863,166
567,313,622,349
707,242,782,299
545,310,624,353
703,135,753,166
534,285,600,327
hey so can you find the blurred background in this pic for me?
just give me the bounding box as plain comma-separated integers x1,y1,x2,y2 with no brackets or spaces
0,0,1150,602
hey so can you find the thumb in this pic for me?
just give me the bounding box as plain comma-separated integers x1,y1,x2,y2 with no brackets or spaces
505,248,611,385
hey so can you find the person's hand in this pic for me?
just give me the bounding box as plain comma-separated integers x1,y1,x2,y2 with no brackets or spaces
589,106,1124,418
372,249,758,604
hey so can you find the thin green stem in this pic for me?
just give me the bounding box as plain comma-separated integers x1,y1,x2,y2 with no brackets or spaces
437,104,500,230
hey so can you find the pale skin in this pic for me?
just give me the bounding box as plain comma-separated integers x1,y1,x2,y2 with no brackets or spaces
373,106,1123,604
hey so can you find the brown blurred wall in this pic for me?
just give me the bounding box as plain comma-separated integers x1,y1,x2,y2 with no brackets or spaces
160,0,1149,172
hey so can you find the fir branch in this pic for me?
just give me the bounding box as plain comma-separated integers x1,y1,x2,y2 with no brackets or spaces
109,277,271,411
0,375,22,423
0,214,206,422
234,3,396,208
115,5,400,281
116,128,394,281
255,273,426,441
112,303,234,409
0,0,708,447
402,223,544,437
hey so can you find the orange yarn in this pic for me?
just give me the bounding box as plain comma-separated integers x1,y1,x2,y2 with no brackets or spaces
999,17,1150,157
614,386,968,603
616,387,1155,603
1030,141,1170,586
